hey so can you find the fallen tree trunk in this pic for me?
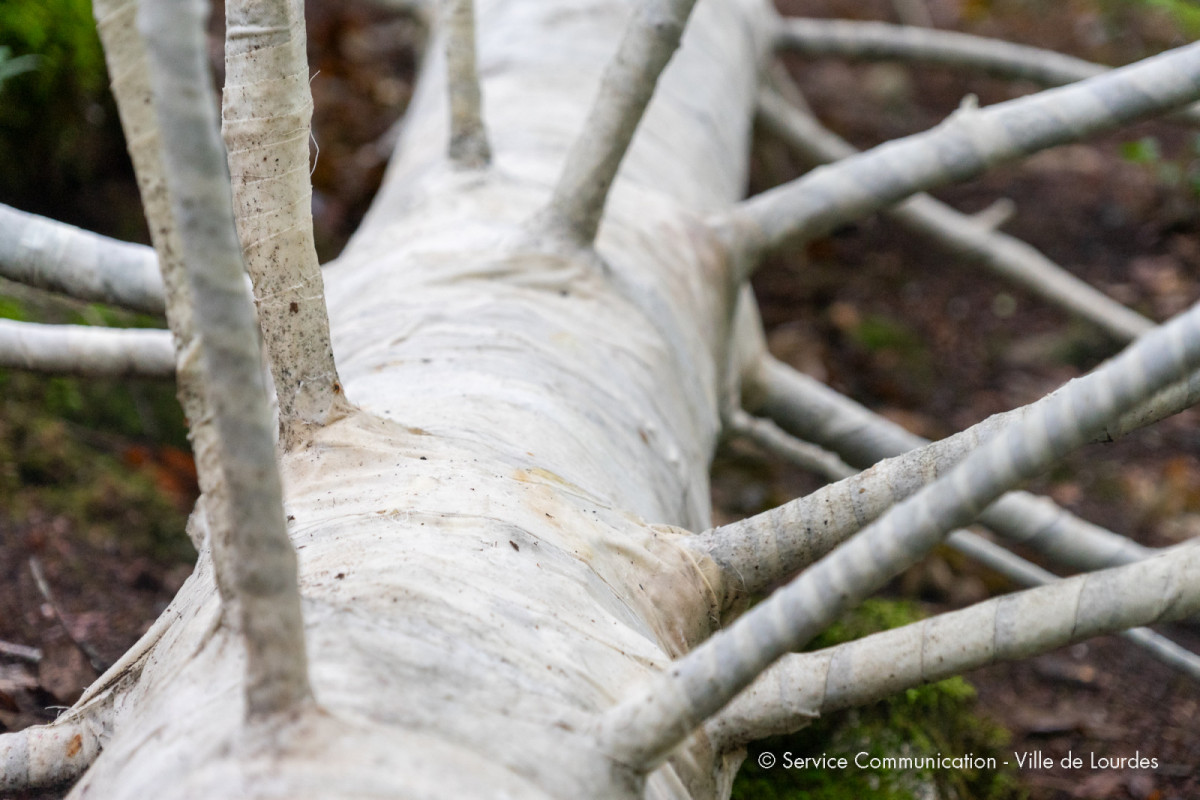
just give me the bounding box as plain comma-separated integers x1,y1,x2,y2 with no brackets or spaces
5,0,1200,798
53,1,770,797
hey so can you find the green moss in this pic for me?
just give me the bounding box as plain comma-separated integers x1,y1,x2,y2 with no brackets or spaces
731,600,1024,800
0,291,193,560
0,377,194,560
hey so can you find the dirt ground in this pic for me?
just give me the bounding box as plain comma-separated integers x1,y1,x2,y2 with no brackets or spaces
2,1,1199,798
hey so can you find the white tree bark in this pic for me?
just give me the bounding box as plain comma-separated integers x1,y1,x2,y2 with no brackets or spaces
441,0,492,167
773,16,1200,125
30,1,769,797
721,40,1200,272
3,3,1200,799
755,84,1154,342
223,0,351,447
0,319,174,377
0,204,164,315
141,0,313,717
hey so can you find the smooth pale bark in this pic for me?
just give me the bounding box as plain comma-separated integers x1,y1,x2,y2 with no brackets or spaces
774,16,1200,126
58,1,770,798
141,0,312,717
755,86,1154,342
0,204,164,315
602,294,1200,771
442,0,491,167
0,319,174,377
223,0,349,447
706,539,1200,753
8,4,1199,799
720,40,1200,273
538,0,701,247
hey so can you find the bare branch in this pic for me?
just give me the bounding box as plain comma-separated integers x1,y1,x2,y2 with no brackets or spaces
538,0,698,247
718,409,1200,681
0,717,103,792
0,639,42,664
223,0,350,448
947,530,1200,680
29,557,108,674
92,0,219,512
0,204,165,315
717,40,1200,276
442,0,490,168
0,319,174,377
774,16,1200,126
748,352,1195,571
603,295,1200,772
706,540,1200,753
756,86,1154,342
140,0,311,717
696,364,1168,605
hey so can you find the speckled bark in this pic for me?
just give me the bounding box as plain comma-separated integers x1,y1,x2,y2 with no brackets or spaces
44,1,771,798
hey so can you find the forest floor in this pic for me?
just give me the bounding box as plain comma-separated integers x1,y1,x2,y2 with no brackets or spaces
1,0,1199,798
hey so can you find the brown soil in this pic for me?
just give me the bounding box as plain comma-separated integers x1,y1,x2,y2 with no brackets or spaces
2,1,1198,798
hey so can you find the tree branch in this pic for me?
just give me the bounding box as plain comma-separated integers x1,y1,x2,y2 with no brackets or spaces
140,0,311,717
947,530,1200,680
717,40,1200,276
602,295,1200,772
0,717,103,793
716,407,1200,680
442,0,490,168
748,352,1196,571
223,0,350,448
0,319,174,377
537,0,698,247
696,359,1170,607
756,85,1154,342
92,0,219,509
705,540,1200,753
0,204,165,315
774,16,1200,126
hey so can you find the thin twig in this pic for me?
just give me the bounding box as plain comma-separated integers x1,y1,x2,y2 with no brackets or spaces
718,40,1200,276
756,84,1153,342
720,409,1200,683
0,639,42,665
604,293,1200,771
28,557,108,674
141,0,312,717
0,319,175,378
538,0,698,247
442,0,490,168
0,204,165,315
775,16,1200,126
948,530,1200,681
223,0,350,448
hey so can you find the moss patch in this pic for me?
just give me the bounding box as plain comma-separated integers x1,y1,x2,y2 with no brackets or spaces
731,599,1024,800
0,291,194,560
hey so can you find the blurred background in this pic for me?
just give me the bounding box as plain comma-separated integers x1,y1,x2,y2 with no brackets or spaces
0,1,1197,797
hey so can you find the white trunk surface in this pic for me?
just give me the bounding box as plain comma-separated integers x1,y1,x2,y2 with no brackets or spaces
68,1,769,797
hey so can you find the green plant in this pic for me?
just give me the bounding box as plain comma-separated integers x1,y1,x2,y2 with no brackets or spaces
0,45,41,93
1120,134,1200,199
1141,0,1200,37
731,600,1024,800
